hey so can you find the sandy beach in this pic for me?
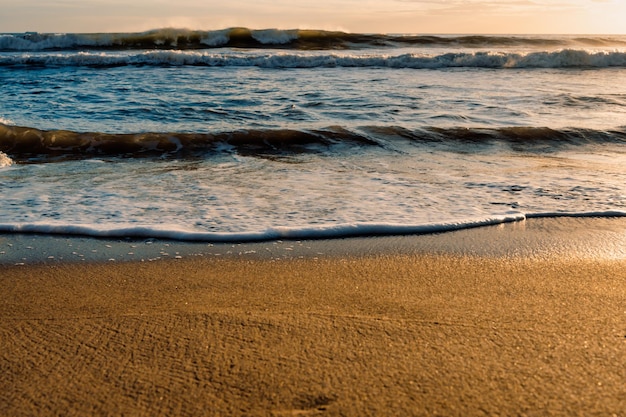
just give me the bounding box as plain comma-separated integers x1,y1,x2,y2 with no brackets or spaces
1,217,626,416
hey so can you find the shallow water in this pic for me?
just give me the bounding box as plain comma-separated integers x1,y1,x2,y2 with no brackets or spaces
2,217,626,265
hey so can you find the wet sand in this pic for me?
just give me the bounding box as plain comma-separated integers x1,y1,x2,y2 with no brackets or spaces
1,218,626,416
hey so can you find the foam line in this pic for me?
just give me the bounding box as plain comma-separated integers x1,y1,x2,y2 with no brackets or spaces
2,50,626,69
4,212,626,242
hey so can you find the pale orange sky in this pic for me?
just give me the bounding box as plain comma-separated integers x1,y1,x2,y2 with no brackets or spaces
1,0,625,34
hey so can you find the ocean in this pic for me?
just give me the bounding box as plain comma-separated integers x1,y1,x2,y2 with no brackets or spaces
1,28,626,242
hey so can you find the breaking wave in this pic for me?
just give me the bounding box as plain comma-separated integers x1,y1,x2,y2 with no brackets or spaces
0,151,12,167
3,49,626,69
2,28,626,52
2,123,625,162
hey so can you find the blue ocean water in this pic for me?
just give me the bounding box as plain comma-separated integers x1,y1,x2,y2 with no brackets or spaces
1,29,626,241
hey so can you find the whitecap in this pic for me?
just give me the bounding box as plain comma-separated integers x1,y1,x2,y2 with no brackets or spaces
251,29,299,45
0,151,13,168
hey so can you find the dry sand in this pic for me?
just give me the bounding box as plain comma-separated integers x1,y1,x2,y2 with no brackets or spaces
1,218,626,416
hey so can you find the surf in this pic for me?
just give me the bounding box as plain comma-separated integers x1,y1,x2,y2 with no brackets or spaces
2,28,626,52
3,49,626,70
2,123,626,162
2,212,626,243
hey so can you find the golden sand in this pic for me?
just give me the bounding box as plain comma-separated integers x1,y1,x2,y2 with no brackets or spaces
2,247,626,416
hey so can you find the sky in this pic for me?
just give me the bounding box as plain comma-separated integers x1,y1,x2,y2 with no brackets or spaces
1,0,625,34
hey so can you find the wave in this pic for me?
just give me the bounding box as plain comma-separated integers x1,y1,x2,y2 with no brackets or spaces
1,212,625,243
2,123,625,162
0,151,13,167
2,28,626,52
3,49,626,69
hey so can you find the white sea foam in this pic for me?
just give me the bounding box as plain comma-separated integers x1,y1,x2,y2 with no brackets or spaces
251,29,299,45
200,29,230,47
3,50,625,69
0,214,526,241
0,151,12,167
2,212,626,242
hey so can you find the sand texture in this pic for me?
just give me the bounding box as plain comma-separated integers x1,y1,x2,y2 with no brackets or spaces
2,240,626,416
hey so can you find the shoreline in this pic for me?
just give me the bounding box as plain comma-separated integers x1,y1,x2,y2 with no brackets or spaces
2,216,626,265
2,217,626,415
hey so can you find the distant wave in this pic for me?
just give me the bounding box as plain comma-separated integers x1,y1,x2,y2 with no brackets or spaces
3,49,626,69
2,123,625,162
2,28,626,52
2,212,626,242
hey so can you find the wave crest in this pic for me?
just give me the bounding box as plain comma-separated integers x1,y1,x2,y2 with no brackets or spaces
0,151,12,167
2,28,626,52
2,123,625,162
3,49,626,69
0,28,366,51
